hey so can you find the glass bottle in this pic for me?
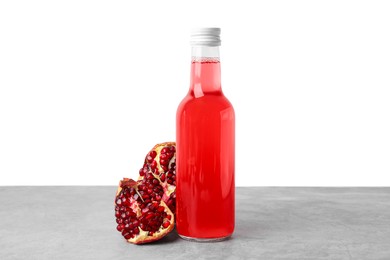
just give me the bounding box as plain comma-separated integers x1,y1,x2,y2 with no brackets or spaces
176,28,235,241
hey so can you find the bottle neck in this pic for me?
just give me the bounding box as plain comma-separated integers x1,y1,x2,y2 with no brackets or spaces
190,46,221,97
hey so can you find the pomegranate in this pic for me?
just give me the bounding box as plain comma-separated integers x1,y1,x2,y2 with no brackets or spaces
115,177,174,244
115,142,176,244
139,142,176,214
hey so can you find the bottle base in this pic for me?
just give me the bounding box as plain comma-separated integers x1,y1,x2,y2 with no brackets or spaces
179,234,231,242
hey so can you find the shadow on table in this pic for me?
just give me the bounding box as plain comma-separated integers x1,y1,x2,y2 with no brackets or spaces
140,228,180,246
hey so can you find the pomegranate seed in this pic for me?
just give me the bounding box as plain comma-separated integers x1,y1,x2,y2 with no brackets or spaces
146,155,153,163
162,221,170,229
160,159,167,165
133,228,140,234
124,233,132,240
122,197,130,206
160,174,166,182
149,151,157,158
150,160,157,170
157,206,165,213
166,215,172,220
139,167,147,176
117,224,125,231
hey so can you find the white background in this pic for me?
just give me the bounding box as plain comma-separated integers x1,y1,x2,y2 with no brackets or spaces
1,0,389,186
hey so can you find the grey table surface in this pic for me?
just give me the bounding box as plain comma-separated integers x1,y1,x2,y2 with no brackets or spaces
1,187,390,260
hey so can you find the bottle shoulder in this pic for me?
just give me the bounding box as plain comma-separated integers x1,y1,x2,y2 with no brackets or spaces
177,92,234,115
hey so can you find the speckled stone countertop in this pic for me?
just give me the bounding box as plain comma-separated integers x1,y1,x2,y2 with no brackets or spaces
1,187,389,260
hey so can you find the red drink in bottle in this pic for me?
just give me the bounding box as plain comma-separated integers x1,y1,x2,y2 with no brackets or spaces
176,28,235,241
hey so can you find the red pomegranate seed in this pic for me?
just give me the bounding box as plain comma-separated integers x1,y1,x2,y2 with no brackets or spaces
117,224,125,231
160,159,167,165
150,160,157,170
162,222,170,228
149,151,157,158
124,233,132,240
146,155,154,163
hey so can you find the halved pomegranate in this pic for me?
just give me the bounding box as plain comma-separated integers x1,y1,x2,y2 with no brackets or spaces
115,142,177,244
115,177,174,244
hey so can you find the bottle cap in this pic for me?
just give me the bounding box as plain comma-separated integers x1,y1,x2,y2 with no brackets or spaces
190,28,221,46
